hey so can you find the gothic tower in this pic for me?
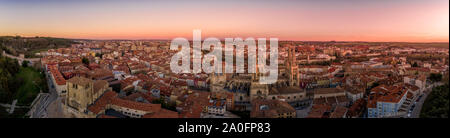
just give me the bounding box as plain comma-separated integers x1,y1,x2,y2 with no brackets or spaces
250,61,269,100
210,73,226,92
285,45,300,86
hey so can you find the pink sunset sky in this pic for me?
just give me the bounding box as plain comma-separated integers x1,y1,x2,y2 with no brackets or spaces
0,0,448,42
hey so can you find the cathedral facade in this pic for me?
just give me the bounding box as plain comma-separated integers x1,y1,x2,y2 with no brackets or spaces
209,45,309,111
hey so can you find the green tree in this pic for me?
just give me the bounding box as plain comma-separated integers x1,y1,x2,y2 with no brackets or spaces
95,53,103,58
0,56,19,75
82,57,89,65
420,83,449,118
370,82,380,89
429,73,443,82
0,68,12,102
22,60,29,68
0,59,19,103
412,62,419,67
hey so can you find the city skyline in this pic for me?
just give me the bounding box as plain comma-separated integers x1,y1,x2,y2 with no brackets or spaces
1,1,449,137
0,0,449,42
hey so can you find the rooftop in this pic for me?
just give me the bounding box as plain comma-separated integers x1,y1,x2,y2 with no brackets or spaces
67,76,93,86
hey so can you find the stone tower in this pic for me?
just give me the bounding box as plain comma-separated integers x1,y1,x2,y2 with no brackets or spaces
250,60,269,100
285,45,300,86
210,73,227,92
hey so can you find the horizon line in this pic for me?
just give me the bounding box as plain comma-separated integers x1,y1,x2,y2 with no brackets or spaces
1,35,449,44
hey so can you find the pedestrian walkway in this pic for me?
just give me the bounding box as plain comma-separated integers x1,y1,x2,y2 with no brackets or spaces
9,99,17,114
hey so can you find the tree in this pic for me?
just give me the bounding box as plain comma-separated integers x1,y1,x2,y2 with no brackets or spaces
82,57,89,65
332,58,340,63
22,60,30,68
412,62,419,67
95,53,103,58
0,68,11,102
420,83,449,118
370,82,380,89
0,56,19,75
429,73,442,82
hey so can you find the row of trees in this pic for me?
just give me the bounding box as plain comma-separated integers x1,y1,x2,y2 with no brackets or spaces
420,83,449,118
407,54,447,61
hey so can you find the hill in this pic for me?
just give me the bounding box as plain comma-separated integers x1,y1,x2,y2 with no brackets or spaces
0,36,77,58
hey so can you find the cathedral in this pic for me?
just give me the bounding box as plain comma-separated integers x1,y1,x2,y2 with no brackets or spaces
209,45,309,110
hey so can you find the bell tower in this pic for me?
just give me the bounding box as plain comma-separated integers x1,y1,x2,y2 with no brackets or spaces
210,73,226,92
285,45,300,86
250,58,268,100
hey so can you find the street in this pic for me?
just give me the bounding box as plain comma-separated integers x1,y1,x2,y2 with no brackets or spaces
29,70,64,118
408,82,443,118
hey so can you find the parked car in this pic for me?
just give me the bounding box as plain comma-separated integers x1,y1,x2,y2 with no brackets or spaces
416,95,423,102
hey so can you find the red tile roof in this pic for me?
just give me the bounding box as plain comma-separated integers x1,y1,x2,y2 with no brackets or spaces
368,84,409,108
110,97,161,112
88,91,117,114
48,64,66,85
306,104,332,118
142,109,178,118
88,91,166,117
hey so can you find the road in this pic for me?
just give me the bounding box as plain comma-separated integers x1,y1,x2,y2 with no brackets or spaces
29,69,63,118
2,51,64,118
2,51,40,62
0,103,28,109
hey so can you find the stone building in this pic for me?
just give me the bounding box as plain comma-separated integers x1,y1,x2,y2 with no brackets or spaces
64,76,110,117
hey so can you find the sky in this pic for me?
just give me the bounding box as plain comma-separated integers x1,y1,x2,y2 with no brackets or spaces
0,0,448,42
